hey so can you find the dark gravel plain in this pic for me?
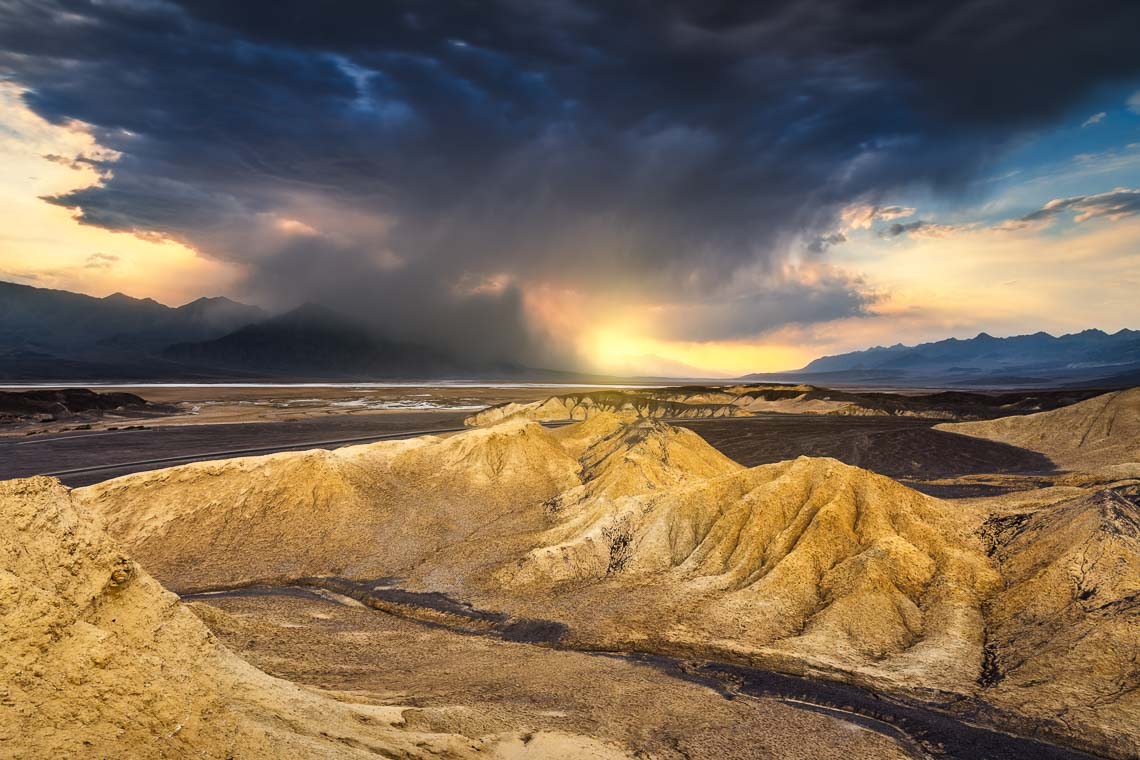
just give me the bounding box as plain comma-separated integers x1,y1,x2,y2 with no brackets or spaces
0,411,467,486
676,414,1055,481
2,409,1055,492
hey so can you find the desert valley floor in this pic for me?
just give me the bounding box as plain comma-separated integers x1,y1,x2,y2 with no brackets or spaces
2,383,1138,759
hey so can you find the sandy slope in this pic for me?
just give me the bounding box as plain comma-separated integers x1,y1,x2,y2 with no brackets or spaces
979,484,1140,758
0,477,628,759
77,424,580,590
939,387,1140,469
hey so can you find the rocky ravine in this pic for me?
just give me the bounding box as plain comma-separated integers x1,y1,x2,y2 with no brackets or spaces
73,413,1140,758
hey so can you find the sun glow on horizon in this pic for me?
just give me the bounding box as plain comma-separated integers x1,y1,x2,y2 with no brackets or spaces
582,324,815,377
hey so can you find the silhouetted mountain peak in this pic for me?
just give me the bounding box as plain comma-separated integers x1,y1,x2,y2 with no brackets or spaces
179,295,240,308
744,327,1140,388
102,291,161,307
161,304,459,378
173,295,265,323
0,280,266,367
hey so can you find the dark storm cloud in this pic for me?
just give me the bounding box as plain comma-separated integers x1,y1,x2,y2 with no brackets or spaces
2,0,1140,363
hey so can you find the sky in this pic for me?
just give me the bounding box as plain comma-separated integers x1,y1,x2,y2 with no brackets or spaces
1,1,1139,377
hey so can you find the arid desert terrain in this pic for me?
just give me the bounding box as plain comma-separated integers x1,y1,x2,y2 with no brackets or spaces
2,383,1138,759
5,1,1140,756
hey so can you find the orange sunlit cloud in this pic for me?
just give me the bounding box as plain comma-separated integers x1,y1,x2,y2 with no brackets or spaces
0,85,241,305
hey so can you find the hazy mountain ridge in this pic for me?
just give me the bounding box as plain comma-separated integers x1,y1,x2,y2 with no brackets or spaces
0,282,548,381
161,303,467,378
5,280,1138,385
803,330,1140,372
0,281,266,355
0,281,636,382
744,329,1140,388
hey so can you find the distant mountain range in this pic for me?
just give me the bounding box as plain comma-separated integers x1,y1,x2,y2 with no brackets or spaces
162,303,465,377
0,280,266,355
4,281,1138,387
0,281,580,382
743,330,1140,388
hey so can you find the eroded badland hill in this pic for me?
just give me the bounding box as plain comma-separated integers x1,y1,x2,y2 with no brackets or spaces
59,396,1140,758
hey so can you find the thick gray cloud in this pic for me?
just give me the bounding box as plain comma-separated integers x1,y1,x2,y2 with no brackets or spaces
807,232,848,253
650,271,878,342
3,0,1140,364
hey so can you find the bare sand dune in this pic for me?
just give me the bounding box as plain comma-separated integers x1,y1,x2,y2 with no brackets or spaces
0,477,629,759
939,387,1140,469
